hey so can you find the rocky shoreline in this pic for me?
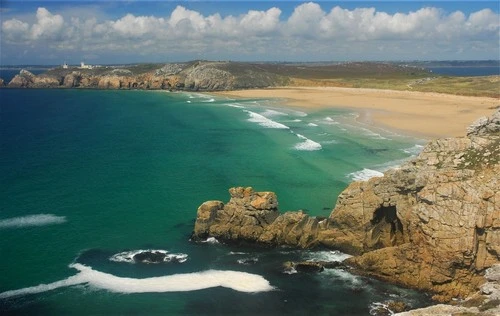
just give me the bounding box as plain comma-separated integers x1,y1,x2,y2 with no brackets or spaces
0,61,429,91
192,109,500,313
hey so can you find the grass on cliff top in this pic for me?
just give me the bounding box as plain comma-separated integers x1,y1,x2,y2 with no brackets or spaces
289,75,500,98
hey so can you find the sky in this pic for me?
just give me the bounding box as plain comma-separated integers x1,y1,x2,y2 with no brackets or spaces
1,1,499,65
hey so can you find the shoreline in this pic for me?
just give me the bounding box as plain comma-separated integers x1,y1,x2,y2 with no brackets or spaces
214,87,499,139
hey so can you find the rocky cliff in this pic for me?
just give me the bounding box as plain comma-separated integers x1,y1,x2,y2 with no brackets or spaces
3,61,289,91
192,108,500,302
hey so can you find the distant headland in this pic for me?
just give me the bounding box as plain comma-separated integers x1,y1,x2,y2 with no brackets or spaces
1,60,498,98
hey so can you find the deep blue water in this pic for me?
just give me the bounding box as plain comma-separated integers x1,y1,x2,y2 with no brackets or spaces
0,89,431,315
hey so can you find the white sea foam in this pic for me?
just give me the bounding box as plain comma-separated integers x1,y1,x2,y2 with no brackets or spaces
402,144,424,156
359,127,389,140
0,214,66,229
109,250,188,264
202,98,216,103
283,267,297,275
294,134,322,151
261,109,288,117
226,103,245,109
323,269,364,288
290,119,302,122
228,251,248,255
307,123,318,127
0,263,274,299
290,110,308,117
348,169,384,181
201,237,220,244
245,111,289,129
320,140,339,145
323,117,340,125
186,100,192,103
302,250,352,262
237,257,259,265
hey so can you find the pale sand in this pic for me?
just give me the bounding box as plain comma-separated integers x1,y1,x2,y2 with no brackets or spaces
215,87,499,139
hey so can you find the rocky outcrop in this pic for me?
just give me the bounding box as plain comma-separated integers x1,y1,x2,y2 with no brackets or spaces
2,61,289,91
192,109,500,302
192,187,328,248
395,264,500,315
8,69,37,87
0,78,5,86
8,69,62,88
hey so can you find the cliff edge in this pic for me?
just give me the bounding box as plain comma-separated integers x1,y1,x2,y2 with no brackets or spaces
192,108,500,302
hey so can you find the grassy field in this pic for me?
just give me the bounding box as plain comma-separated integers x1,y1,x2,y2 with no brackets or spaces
288,75,500,98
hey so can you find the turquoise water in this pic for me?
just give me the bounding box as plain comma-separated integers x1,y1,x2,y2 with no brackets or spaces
0,89,430,315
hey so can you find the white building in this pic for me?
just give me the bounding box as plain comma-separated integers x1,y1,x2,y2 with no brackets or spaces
80,62,93,69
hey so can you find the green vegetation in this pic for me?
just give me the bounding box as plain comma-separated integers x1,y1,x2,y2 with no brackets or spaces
289,75,500,98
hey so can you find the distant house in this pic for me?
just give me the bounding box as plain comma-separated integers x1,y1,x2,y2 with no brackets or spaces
79,62,93,69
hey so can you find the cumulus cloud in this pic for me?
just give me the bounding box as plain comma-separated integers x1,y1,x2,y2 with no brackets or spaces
30,7,64,40
1,2,499,62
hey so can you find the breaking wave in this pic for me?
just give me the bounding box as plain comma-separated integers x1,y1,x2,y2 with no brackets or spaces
0,214,66,229
348,168,384,181
225,103,245,109
245,110,289,129
0,263,274,299
200,237,220,244
261,109,288,117
294,134,322,151
302,250,352,262
109,250,188,264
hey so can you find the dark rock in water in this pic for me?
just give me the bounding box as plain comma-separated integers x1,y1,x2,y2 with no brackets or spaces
294,261,324,273
283,260,346,273
133,251,167,263
387,300,410,313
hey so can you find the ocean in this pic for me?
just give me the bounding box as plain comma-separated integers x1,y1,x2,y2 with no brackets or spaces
0,89,431,315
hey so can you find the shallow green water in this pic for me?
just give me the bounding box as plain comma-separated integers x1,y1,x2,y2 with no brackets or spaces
0,89,429,315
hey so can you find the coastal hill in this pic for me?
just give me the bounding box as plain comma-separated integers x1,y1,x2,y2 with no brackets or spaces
192,109,500,309
2,60,423,90
2,60,498,98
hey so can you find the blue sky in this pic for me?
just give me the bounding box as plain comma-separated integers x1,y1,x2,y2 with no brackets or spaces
1,1,499,64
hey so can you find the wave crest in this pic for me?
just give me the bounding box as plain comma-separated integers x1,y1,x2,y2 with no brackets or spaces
0,214,66,229
245,110,290,129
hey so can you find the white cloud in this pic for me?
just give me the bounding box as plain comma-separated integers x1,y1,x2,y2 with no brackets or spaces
1,18,30,41
30,7,64,40
111,14,166,37
0,3,499,62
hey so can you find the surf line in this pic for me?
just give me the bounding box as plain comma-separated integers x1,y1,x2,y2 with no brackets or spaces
0,263,275,299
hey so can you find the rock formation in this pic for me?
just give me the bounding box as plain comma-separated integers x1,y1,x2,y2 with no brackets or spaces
192,187,327,248
192,108,500,302
2,61,289,91
8,69,37,88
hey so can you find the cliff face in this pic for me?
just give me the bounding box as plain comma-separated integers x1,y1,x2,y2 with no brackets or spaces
4,61,289,91
192,109,500,301
323,110,499,301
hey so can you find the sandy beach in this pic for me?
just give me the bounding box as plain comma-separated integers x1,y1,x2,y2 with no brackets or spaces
216,87,499,139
